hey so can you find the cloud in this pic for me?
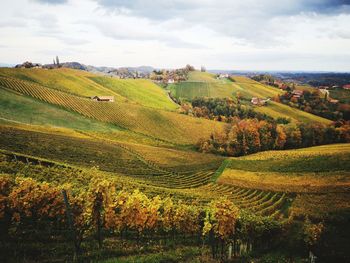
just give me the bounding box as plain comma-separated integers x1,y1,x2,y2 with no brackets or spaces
93,0,350,47
33,0,68,4
0,0,350,71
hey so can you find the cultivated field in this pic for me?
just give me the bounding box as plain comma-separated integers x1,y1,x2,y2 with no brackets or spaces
0,68,348,262
0,75,226,145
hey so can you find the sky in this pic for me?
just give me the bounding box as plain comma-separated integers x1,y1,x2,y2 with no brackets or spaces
1,0,350,71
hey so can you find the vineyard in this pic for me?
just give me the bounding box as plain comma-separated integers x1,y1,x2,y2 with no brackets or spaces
0,68,349,262
0,76,225,145
0,123,293,220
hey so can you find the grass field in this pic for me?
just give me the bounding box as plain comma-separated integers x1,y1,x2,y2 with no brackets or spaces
170,72,283,101
218,144,350,193
187,71,218,82
89,76,178,110
0,87,123,132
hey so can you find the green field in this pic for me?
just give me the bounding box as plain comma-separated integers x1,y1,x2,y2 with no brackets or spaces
0,87,123,132
169,73,283,100
89,76,178,110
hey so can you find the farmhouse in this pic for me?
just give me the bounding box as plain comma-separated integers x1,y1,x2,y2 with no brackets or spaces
343,84,350,90
251,97,270,106
167,78,175,84
329,99,339,104
91,96,114,102
291,90,303,99
217,74,229,79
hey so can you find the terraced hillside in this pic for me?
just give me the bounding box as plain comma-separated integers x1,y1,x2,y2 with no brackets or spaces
0,75,225,145
216,144,350,219
0,123,292,218
0,68,346,220
218,144,350,192
0,67,116,97
0,68,178,110
255,101,332,124
230,75,284,98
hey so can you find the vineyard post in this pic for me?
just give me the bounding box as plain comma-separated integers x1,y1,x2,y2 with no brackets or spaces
61,189,80,262
228,241,232,260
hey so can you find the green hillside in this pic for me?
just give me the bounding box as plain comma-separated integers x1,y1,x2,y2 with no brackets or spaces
0,74,226,145
230,76,284,98
255,101,332,124
169,71,331,124
90,76,177,110
0,87,122,132
0,67,117,97
218,144,350,193
170,72,284,101
0,68,178,111
187,71,218,82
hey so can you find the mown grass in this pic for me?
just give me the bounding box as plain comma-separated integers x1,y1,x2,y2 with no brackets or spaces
90,76,178,110
187,71,217,82
171,72,330,124
170,81,239,101
170,74,283,101
0,87,123,132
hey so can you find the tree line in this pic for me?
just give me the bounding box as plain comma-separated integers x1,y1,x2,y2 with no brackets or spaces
197,119,350,156
278,90,350,121
180,97,290,124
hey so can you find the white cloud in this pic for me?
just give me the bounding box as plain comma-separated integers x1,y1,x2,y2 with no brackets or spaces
0,0,349,71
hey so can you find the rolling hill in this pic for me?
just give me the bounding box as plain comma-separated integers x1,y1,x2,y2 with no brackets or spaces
0,67,349,262
169,71,332,124
0,68,178,111
0,72,226,145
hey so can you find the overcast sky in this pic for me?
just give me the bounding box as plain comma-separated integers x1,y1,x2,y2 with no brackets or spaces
1,0,350,71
